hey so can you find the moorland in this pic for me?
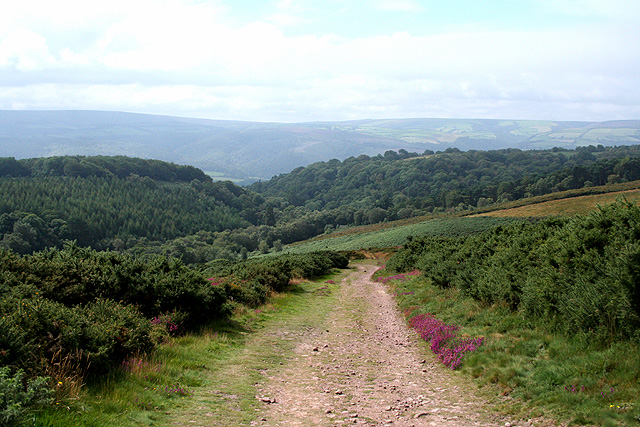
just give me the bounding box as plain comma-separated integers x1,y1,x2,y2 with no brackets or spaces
1,122,640,426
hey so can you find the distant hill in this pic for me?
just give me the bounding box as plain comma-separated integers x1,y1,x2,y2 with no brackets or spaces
1,110,639,183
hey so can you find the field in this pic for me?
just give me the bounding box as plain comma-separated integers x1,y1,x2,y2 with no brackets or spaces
473,188,640,218
283,181,640,255
283,216,519,254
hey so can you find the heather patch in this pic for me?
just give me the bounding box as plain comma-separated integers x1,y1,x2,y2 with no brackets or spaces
407,311,484,369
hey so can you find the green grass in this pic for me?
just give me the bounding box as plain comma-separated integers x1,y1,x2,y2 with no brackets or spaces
381,274,640,426
281,217,519,254
34,271,347,427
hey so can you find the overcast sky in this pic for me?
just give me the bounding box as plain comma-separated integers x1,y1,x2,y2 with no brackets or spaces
1,0,639,122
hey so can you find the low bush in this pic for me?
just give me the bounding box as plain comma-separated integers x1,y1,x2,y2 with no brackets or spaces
387,199,640,342
0,243,232,381
202,251,349,296
1,243,232,326
0,295,153,376
0,367,52,427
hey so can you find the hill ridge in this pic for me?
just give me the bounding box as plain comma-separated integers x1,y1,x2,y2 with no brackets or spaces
2,110,640,183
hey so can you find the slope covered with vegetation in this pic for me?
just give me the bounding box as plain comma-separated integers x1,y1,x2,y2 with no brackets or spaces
2,145,640,261
1,143,640,425
379,199,640,425
251,145,640,216
0,156,264,255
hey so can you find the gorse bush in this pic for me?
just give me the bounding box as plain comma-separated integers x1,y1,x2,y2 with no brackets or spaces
388,199,640,343
0,243,230,379
0,290,154,376
201,251,349,307
0,367,52,427
1,243,231,324
1,245,349,382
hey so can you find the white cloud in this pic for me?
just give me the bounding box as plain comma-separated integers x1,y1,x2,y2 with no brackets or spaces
540,0,640,18
0,29,57,71
0,0,637,122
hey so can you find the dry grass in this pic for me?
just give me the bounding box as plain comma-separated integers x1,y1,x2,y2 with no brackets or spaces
42,349,88,401
473,189,640,218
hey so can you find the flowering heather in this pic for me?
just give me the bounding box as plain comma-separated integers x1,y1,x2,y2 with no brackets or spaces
207,277,223,286
408,313,483,370
376,270,421,284
393,291,415,296
151,313,182,334
164,384,193,397
376,274,406,284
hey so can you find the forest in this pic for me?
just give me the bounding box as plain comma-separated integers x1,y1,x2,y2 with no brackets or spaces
2,145,640,262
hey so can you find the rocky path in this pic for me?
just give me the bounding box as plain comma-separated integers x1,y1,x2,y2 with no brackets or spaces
251,263,549,427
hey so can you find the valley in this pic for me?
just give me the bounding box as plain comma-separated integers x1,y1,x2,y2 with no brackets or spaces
2,111,639,183
1,137,640,426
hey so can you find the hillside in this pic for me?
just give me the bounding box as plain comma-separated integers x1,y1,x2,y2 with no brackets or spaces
2,110,640,182
250,144,640,215
0,156,263,255
473,187,640,218
3,146,640,260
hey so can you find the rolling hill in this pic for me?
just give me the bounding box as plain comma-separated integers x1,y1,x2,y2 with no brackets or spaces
1,110,640,183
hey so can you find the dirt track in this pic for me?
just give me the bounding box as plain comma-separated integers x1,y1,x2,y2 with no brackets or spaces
251,264,557,427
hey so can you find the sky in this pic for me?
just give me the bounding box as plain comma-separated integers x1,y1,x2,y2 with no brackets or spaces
1,0,639,122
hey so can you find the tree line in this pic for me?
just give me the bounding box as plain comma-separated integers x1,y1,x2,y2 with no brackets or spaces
251,145,640,214
2,146,640,260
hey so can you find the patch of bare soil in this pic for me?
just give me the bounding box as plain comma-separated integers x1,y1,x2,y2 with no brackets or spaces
252,264,557,427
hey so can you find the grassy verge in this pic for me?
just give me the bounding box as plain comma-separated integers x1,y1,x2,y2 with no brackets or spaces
380,273,640,427
34,270,348,427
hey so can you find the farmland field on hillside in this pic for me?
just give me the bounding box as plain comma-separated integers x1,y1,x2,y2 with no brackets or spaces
474,188,640,218
284,217,520,254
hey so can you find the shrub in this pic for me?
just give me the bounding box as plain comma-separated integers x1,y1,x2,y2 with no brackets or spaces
388,199,640,343
0,367,52,427
1,244,232,328
0,295,153,376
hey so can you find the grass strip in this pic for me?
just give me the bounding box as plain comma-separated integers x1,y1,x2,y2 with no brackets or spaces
380,272,640,427
34,270,347,427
